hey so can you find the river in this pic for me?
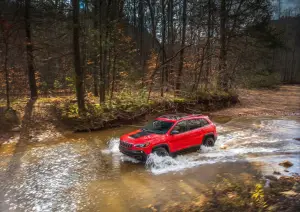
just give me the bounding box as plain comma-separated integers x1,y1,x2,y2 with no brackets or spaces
0,116,299,211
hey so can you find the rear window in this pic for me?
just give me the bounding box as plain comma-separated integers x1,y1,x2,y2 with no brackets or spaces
200,118,209,126
187,119,202,130
187,118,209,130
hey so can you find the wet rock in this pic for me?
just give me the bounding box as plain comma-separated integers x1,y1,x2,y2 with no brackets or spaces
284,169,289,172
273,171,281,175
280,190,298,196
220,144,228,150
292,182,300,193
279,160,293,168
11,126,21,132
267,204,279,212
265,175,278,181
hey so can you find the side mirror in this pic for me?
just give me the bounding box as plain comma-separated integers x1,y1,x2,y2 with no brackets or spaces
171,130,180,135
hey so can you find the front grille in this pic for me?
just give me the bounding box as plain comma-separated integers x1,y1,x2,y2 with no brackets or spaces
120,140,133,149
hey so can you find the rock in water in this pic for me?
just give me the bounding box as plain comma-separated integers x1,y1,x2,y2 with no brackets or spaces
273,171,281,175
11,126,21,132
279,160,293,168
220,144,228,150
265,175,278,181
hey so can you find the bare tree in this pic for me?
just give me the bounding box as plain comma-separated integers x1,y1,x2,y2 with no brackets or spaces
0,17,10,108
72,0,85,111
176,0,187,95
25,0,38,99
218,0,228,91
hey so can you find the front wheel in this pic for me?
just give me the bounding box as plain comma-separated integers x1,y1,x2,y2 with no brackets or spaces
152,147,169,157
203,137,215,147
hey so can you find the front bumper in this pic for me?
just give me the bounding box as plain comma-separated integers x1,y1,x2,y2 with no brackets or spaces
119,146,147,161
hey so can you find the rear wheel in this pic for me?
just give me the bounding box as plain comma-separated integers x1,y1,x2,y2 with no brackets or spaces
152,147,169,157
203,137,215,147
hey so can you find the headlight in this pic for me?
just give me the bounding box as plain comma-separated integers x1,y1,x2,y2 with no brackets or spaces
134,142,150,148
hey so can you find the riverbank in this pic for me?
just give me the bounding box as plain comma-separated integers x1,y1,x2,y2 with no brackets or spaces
0,90,238,144
1,85,300,144
161,174,300,211
212,85,300,117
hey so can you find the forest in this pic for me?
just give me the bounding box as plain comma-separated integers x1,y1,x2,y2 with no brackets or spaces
0,0,299,114
1,1,300,211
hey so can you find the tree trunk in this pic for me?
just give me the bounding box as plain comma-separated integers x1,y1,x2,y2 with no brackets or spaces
166,0,174,85
290,47,296,83
139,0,145,85
72,0,85,111
93,0,99,96
4,42,10,109
146,0,156,49
175,0,187,95
99,1,105,104
133,0,137,28
204,0,212,90
106,48,112,96
218,0,228,91
161,0,166,97
110,53,117,105
25,0,38,99
283,49,288,82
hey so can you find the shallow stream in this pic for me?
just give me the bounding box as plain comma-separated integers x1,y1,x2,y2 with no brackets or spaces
0,116,299,211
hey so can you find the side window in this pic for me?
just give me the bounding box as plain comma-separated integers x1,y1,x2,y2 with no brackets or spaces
187,119,202,130
172,121,187,134
200,118,209,127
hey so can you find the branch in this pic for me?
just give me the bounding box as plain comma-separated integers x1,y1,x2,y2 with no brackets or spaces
157,44,192,69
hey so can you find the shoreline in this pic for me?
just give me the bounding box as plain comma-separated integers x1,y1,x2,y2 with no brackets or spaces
1,85,299,145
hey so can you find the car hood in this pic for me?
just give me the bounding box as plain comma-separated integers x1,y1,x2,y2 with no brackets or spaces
120,129,166,144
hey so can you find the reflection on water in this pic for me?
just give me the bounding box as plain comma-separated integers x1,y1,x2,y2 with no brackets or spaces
0,117,300,211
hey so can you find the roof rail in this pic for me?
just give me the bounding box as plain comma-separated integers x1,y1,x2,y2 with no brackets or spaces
158,113,204,120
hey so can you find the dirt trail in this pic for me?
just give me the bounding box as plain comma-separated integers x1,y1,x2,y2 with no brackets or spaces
212,85,300,117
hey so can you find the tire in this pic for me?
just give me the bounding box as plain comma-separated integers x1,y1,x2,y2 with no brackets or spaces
203,137,215,147
152,147,169,157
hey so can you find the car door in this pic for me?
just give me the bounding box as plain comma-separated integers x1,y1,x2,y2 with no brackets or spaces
168,121,189,152
186,119,202,147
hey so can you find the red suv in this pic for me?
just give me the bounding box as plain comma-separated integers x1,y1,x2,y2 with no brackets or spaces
119,114,217,161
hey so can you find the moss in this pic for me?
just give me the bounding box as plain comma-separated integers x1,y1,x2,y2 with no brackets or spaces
173,97,188,103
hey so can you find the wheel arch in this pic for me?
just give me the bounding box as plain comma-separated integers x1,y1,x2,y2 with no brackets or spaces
152,144,170,153
202,133,215,144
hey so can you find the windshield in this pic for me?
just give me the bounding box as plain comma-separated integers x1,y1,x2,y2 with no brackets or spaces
143,120,174,134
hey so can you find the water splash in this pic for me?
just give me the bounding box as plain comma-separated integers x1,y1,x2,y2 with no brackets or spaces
101,138,121,154
145,152,237,175
101,138,140,163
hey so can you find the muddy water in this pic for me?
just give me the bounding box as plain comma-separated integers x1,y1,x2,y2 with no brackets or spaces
0,117,300,211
